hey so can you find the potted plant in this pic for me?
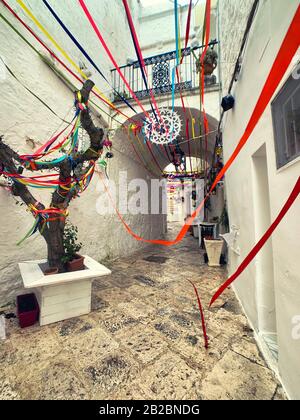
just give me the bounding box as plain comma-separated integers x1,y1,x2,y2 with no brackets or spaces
61,223,85,272
44,267,59,276
196,47,218,76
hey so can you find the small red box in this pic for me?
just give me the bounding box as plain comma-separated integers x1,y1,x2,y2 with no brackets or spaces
17,293,39,329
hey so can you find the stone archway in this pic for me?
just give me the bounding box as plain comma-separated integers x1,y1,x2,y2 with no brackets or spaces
117,106,219,176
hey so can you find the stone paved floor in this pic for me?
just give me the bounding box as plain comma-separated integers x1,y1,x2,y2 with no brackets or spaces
0,224,285,400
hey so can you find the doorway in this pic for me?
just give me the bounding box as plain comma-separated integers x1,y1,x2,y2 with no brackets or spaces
252,144,278,361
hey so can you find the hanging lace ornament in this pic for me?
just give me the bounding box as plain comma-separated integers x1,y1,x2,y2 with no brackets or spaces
143,108,182,145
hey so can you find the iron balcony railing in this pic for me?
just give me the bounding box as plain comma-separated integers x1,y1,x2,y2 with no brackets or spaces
111,40,219,103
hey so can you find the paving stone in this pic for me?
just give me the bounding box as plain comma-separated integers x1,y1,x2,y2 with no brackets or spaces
117,299,156,319
139,353,202,400
143,256,170,264
53,316,96,339
82,353,139,395
115,326,168,365
62,328,119,369
9,328,61,367
101,313,139,334
0,380,20,400
11,357,91,400
97,288,134,306
0,222,282,399
199,350,278,400
272,385,286,400
230,338,267,367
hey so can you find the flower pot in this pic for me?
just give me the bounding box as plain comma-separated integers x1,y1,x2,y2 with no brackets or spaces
17,293,39,329
67,254,85,272
204,239,224,267
203,63,216,76
44,267,59,276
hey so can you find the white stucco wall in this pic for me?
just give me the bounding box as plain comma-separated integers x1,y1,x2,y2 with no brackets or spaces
219,0,300,399
140,0,218,58
218,0,256,96
0,0,166,305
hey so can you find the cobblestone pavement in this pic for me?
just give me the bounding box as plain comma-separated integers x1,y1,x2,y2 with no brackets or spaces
0,224,285,400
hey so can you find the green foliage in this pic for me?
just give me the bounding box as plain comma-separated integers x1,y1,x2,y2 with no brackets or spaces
220,204,230,232
61,222,82,264
113,90,130,102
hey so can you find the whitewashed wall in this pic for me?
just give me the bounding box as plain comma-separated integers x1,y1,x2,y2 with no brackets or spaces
218,0,256,95
0,0,166,305
219,0,300,400
140,0,218,58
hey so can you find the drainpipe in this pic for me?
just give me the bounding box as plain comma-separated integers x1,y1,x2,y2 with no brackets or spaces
217,0,222,122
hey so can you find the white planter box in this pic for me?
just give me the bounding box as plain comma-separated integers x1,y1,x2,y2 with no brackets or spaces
204,239,224,267
18,256,111,326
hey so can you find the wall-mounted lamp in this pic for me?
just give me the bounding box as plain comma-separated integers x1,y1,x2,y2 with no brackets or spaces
221,95,235,112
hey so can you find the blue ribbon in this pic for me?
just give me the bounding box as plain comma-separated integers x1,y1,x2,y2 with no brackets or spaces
42,0,137,114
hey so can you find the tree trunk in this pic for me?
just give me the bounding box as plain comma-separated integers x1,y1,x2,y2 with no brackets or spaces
0,79,103,273
44,220,66,272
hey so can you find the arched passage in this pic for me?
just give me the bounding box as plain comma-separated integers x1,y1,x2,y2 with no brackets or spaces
113,106,224,233
118,106,219,176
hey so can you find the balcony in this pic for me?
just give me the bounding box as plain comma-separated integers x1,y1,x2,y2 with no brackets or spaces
111,40,219,103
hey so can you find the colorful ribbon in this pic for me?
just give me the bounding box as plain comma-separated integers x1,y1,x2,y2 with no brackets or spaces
122,0,160,121
16,0,117,110
181,0,193,64
42,0,137,115
98,5,300,246
1,0,135,123
0,9,120,127
79,0,151,120
122,0,172,164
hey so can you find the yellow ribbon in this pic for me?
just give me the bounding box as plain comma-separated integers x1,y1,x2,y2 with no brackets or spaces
192,118,196,139
17,0,115,110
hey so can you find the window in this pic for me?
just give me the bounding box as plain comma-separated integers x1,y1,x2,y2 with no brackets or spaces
272,71,300,169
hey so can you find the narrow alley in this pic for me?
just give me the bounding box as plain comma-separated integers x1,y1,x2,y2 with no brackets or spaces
0,0,299,403
0,223,284,400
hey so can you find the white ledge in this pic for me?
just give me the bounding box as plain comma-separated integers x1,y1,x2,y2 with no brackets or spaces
19,255,111,289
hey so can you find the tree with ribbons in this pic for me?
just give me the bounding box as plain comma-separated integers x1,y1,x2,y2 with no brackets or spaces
0,80,106,272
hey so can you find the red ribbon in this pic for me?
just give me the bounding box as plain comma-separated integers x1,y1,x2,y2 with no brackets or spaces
200,0,211,178
188,279,209,349
122,0,162,121
0,0,136,123
99,5,300,247
180,0,193,64
79,0,151,120
19,121,76,160
210,176,300,307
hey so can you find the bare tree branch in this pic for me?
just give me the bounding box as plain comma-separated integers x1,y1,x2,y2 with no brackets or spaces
0,135,42,208
0,79,105,270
